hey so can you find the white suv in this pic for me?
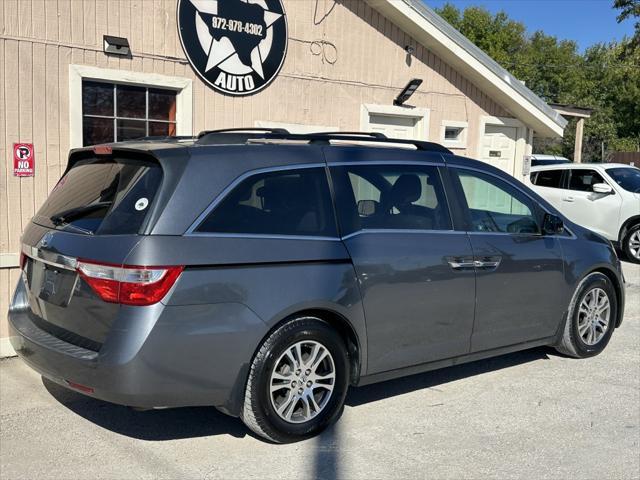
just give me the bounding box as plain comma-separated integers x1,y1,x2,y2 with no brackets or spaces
530,163,640,263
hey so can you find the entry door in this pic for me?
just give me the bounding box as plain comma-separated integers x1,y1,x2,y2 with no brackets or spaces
481,125,517,174
451,167,567,352
327,150,476,374
368,114,419,140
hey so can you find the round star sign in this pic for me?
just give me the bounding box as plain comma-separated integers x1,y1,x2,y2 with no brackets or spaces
178,0,288,96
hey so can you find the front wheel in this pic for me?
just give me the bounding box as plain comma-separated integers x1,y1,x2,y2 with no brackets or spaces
622,223,640,264
241,316,350,443
556,272,617,358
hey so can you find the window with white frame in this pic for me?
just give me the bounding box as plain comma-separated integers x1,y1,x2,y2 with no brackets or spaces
82,81,177,146
69,65,193,149
441,121,468,149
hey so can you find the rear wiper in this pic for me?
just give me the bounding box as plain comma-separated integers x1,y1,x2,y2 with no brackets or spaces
50,201,112,226
51,220,95,236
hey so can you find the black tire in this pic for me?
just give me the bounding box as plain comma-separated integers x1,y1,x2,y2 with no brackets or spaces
622,223,640,264
556,272,617,358
241,316,350,443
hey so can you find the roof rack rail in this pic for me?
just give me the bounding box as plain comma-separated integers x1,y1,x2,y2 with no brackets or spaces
252,132,453,154
197,127,290,138
193,128,452,153
313,131,387,139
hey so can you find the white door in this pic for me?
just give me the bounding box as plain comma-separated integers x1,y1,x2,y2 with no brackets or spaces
561,169,622,240
368,114,419,140
481,125,517,174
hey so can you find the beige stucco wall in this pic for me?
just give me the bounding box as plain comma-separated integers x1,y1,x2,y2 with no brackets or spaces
0,0,518,346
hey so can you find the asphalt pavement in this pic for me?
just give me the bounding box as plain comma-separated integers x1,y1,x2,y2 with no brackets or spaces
1,262,639,480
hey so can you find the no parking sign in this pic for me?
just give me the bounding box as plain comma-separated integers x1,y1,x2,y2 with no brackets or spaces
13,143,35,177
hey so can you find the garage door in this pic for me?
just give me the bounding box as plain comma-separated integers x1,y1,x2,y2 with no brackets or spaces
481,125,517,174
368,114,419,140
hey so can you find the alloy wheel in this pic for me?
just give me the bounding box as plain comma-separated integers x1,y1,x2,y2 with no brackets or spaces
628,230,640,261
577,287,611,346
269,340,336,424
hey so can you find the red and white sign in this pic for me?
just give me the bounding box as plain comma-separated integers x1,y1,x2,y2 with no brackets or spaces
13,143,35,177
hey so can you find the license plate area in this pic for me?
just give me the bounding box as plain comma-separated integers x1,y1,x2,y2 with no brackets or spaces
28,259,78,307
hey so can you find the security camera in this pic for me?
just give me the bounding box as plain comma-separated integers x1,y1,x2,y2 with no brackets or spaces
405,45,415,55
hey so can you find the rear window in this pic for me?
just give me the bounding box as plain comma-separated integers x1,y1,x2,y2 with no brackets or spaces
196,167,337,237
34,158,162,235
531,169,564,188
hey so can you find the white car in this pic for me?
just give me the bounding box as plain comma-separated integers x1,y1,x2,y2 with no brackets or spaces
530,163,640,263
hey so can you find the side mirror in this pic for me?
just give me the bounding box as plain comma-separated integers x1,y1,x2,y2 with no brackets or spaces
592,183,613,194
357,199,378,217
542,213,564,235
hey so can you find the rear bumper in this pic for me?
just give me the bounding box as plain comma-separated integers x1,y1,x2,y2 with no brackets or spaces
8,284,268,415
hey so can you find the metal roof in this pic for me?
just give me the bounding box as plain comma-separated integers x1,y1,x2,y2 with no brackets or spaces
370,0,568,136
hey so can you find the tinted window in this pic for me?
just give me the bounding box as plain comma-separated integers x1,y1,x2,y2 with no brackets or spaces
34,159,163,235
607,167,640,193
331,164,452,235
455,169,540,234
197,168,337,237
531,169,564,188
568,169,605,192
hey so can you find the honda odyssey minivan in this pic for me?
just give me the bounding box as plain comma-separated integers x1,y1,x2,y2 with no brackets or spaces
9,129,625,443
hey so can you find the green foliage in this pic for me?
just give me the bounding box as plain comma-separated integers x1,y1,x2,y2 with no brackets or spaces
435,2,640,162
614,0,640,47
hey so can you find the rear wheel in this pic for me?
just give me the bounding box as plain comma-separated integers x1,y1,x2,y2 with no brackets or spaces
622,223,640,264
556,272,617,358
241,316,350,443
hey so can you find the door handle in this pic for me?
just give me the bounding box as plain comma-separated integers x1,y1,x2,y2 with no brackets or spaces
447,257,475,270
563,196,575,202
448,260,476,270
473,257,502,270
447,256,502,271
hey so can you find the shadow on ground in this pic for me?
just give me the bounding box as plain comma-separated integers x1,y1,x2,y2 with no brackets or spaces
43,346,554,443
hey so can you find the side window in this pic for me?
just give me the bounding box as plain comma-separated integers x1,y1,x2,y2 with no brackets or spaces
455,169,540,234
531,169,564,188
332,164,452,235
568,169,605,192
196,168,337,237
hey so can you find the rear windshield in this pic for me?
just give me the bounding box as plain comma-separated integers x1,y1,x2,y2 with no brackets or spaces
33,158,162,235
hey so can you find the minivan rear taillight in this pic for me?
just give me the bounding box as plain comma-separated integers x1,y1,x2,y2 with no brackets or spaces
76,260,184,306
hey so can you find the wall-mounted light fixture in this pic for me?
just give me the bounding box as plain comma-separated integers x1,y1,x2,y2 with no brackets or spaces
103,35,131,57
394,78,423,106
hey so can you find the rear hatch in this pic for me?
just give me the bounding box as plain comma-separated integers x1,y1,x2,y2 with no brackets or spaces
20,152,166,351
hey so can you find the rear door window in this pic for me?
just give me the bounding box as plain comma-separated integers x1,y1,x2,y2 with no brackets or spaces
196,167,337,237
531,169,565,188
331,164,452,235
34,158,162,235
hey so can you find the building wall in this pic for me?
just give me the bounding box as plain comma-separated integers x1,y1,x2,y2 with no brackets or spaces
0,0,514,347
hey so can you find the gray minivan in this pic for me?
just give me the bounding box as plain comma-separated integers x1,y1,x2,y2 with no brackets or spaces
8,130,625,443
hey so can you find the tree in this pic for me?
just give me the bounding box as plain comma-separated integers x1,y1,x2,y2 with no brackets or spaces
614,0,640,48
434,2,640,161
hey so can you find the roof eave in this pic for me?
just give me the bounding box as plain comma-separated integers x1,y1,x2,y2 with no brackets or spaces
366,0,567,138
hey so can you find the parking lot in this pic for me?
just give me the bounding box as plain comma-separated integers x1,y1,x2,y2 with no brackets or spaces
1,261,638,480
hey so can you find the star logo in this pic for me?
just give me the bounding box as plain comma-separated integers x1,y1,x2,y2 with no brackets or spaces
178,0,288,96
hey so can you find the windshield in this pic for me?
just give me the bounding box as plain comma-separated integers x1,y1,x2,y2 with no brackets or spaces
607,167,640,193
34,158,162,235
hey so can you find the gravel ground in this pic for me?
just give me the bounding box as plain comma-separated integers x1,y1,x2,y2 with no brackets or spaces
1,262,638,480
